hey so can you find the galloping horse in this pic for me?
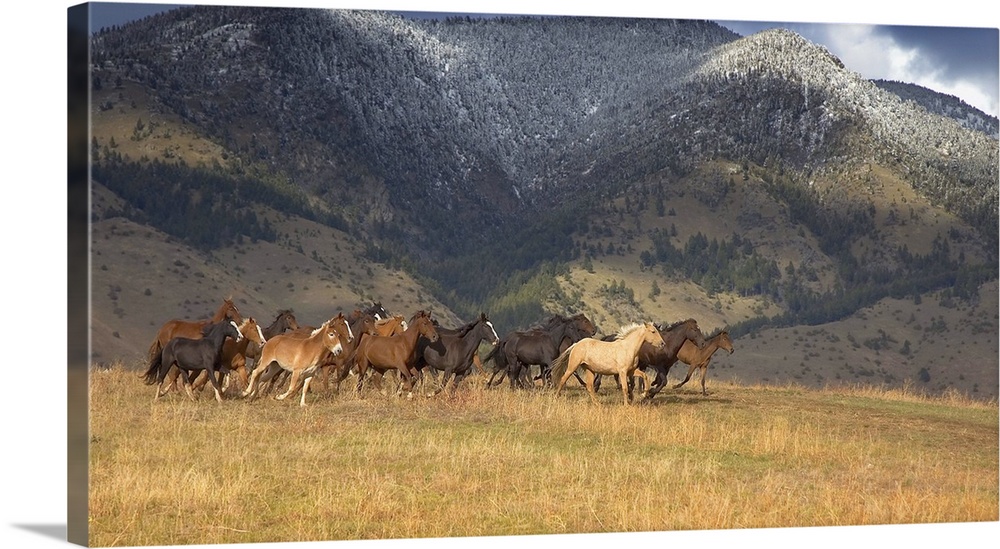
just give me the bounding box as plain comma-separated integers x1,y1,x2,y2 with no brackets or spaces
183,317,267,395
145,320,243,403
319,312,379,392
552,322,665,405
635,319,708,400
245,309,299,368
255,313,358,396
412,313,500,395
670,330,735,395
485,316,590,390
242,318,344,406
145,298,243,378
351,311,439,396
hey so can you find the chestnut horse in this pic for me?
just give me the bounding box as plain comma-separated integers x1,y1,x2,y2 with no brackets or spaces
145,298,243,375
254,312,359,397
242,318,344,406
244,309,299,368
553,322,665,405
351,311,439,396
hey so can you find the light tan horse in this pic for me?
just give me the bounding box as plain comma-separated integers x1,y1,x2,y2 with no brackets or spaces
672,331,735,395
553,322,665,405
242,318,344,406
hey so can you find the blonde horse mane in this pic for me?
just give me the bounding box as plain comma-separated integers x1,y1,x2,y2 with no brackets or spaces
614,322,646,340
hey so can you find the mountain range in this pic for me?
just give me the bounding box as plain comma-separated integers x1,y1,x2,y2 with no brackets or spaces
86,6,999,399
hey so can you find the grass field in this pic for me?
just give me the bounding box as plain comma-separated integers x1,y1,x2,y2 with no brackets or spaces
87,363,998,547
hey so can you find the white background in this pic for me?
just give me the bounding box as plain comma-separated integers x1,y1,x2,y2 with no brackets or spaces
2,1,996,548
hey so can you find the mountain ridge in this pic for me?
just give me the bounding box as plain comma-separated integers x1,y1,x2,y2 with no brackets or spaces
86,7,998,399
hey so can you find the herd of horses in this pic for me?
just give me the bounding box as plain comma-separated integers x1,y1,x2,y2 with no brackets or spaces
140,297,735,406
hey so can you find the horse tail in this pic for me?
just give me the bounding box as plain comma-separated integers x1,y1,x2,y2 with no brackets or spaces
146,337,162,367
549,345,573,386
141,349,162,385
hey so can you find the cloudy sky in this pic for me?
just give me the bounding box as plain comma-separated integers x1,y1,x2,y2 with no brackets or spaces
87,0,999,117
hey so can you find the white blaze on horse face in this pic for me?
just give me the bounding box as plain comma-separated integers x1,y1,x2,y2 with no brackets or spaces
346,322,355,343
231,321,244,341
486,321,500,344
331,341,343,356
255,325,266,344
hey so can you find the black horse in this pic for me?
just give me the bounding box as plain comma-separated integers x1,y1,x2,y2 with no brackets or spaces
412,313,500,394
486,316,590,390
144,320,243,403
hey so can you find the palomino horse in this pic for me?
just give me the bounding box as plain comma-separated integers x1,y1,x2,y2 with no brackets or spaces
552,322,665,405
145,298,243,377
412,313,500,395
242,318,344,406
144,320,243,403
180,317,267,395
351,311,439,396
671,330,735,395
485,316,590,390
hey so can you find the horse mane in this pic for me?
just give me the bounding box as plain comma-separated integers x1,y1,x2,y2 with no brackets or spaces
614,322,646,340
659,318,697,332
310,319,331,337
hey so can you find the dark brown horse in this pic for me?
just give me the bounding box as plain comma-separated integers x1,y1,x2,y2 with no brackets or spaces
145,320,243,403
485,315,592,390
412,313,500,395
182,317,267,395
144,298,243,379
351,311,439,396
636,319,708,401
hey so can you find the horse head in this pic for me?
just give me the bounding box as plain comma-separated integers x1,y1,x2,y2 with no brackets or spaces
644,322,666,348
571,313,597,337
331,312,354,344
240,317,267,346
683,319,707,349
480,313,500,346
718,331,735,354
412,311,440,343
222,297,243,324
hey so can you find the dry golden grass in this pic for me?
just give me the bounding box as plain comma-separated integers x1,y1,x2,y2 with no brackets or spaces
88,362,998,547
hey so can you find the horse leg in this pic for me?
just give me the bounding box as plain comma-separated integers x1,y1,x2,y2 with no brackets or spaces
698,364,709,395
178,369,197,401
299,375,314,407
242,361,267,399
617,370,632,405
584,369,601,405
276,370,302,401
673,363,698,390
204,367,225,403
646,367,668,399
632,369,651,401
